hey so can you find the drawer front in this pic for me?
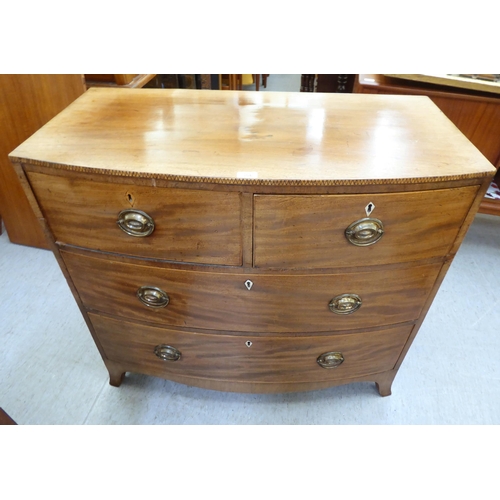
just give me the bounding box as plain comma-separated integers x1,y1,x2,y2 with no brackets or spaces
254,186,478,268
63,250,441,333
89,313,412,384
27,171,242,266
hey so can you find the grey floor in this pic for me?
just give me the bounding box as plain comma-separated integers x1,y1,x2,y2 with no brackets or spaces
1,212,499,425
1,75,499,425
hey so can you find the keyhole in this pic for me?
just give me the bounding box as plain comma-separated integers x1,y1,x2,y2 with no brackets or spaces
244,280,253,291
365,202,375,216
245,340,252,347
127,193,134,205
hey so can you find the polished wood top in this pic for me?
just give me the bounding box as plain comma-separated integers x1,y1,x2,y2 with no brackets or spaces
10,88,495,185
385,74,500,95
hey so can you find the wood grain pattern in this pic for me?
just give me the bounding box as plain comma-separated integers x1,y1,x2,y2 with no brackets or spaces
27,171,243,266
62,250,440,333
0,74,85,248
354,74,500,168
354,74,500,217
89,313,412,385
390,177,493,376
10,88,495,186
254,186,478,268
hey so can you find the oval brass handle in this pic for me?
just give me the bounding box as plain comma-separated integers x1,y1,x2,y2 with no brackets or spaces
317,351,344,369
345,218,384,246
137,286,169,308
154,344,181,361
329,293,362,315
117,209,155,237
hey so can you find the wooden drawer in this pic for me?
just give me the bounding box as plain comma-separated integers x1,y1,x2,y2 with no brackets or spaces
89,313,412,384
63,250,441,333
253,186,478,268
26,171,243,266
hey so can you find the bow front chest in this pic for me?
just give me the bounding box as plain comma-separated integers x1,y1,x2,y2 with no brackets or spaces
10,88,495,396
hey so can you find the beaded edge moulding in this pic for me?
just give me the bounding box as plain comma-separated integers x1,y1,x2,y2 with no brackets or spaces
10,158,492,187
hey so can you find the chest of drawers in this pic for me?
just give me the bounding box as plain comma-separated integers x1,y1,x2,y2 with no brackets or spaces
10,88,495,396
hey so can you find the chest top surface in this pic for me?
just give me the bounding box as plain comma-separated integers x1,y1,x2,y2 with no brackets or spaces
9,88,495,185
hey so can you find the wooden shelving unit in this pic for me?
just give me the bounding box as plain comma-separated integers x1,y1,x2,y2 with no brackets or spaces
84,74,156,89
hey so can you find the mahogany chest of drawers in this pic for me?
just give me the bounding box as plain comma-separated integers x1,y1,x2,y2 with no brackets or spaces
10,88,495,396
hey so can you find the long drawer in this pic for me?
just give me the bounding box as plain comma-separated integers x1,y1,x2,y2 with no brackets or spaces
89,313,413,384
253,186,478,268
63,250,441,333
26,171,243,266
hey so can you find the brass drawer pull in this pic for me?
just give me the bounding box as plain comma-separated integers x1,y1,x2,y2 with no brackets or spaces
117,209,155,237
154,344,181,361
329,293,362,315
137,286,170,308
345,217,384,246
317,351,344,369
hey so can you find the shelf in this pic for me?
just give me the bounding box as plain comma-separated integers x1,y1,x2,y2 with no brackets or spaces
384,74,500,96
84,74,156,89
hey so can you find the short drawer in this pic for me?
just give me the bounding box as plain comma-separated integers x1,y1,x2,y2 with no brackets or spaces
253,186,478,268
63,250,441,333
89,313,412,384
26,171,242,266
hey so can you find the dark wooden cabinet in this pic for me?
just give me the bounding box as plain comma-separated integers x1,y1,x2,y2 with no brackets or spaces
301,75,355,93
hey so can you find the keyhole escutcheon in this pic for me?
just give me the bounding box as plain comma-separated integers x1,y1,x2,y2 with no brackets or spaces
365,202,375,216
